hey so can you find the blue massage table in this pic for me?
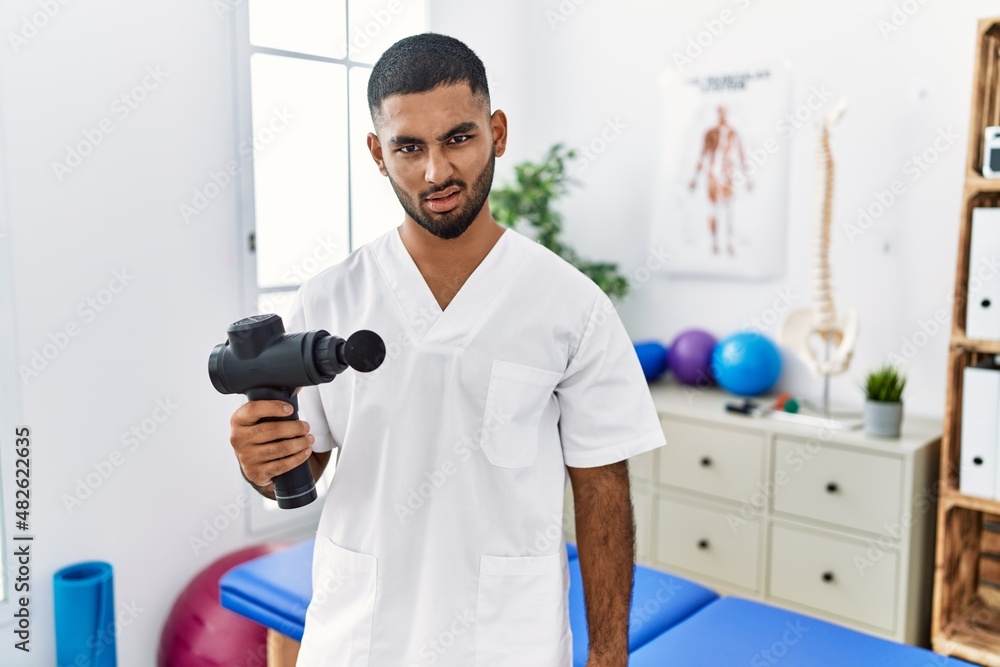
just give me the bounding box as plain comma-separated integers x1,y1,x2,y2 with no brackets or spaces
220,539,717,665
220,540,972,666
629,597,975,666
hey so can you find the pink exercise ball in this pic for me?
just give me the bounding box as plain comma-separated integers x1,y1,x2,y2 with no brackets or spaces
158,542,288,667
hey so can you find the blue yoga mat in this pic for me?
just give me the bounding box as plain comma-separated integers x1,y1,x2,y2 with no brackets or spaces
53,561,117,667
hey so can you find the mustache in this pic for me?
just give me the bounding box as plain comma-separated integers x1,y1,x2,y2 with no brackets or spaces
420,180,467,199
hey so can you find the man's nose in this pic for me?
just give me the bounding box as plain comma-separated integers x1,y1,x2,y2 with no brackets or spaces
424,147,455,185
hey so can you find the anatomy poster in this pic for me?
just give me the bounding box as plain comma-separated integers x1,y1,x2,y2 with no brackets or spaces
651,65,792,279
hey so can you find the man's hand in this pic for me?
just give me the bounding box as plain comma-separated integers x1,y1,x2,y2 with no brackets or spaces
229,399,315,496
567,461,634,667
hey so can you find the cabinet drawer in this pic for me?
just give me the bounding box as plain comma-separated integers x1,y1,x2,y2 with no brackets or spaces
769,523,898,632
658,419,764,502
656,497,760,591
772,438,903,535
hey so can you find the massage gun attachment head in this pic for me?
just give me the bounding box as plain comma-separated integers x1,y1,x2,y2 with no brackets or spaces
208,314,387,395
312,329,387,376
344,330,387,372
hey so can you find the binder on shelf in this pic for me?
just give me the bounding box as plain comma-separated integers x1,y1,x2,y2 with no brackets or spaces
966,207,1000,341
960,366,1000,499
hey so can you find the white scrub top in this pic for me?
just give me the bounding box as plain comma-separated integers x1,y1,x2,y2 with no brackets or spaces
285,225,664,667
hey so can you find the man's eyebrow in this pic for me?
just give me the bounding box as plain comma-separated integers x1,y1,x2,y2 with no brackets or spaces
388,134,423,147
435,122,478,142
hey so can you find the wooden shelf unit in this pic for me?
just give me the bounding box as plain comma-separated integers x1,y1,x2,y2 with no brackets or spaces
932,17,1000,666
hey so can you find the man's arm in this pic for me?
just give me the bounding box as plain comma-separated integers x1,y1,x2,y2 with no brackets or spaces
567,460,634,667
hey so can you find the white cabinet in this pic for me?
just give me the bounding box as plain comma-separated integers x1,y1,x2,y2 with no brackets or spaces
566,383,941,647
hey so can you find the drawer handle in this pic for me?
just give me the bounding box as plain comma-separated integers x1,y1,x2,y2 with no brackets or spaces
974,456,985,466
700,457,712,467
697,539,710,550
822,571,835,583
826,482,839,494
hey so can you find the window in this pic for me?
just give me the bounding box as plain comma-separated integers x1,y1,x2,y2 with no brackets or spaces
231,0,427,533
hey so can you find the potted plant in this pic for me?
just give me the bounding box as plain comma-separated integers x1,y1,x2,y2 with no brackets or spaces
861,364,906,438
490,143,630,301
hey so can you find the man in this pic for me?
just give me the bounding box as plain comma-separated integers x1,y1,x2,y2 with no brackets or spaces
689,104,752,256
228,33,665,666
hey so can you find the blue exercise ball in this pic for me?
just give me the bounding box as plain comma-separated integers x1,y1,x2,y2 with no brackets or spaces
711,332,782,396
633,341,670,381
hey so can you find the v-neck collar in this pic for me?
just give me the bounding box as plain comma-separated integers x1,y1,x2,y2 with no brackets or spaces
374,225,529,348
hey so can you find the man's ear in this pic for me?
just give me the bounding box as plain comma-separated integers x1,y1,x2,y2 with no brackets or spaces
490,109,508,158
367,132,387,176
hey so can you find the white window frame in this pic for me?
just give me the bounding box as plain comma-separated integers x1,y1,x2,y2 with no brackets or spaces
228,1,427,535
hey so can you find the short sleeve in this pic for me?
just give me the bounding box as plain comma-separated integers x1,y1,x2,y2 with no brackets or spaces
284,284,339,454
555,293,665,468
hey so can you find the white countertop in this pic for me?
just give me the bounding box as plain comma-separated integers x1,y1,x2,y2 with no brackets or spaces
647,379,943,456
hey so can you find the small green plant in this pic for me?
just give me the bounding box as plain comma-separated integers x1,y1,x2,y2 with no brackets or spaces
861,364,907,403
489,143,630,301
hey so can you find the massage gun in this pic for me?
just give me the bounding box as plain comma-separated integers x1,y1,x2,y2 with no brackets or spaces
208,313,385,509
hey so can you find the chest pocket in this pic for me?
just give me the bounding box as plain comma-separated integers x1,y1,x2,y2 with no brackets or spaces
480,360,562,468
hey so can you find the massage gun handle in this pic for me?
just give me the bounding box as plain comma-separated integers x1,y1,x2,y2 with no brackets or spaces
245,387,318,510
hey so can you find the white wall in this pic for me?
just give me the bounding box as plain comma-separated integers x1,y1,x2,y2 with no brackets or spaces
436,0,997,419
0,0,277,664
0,0,992,664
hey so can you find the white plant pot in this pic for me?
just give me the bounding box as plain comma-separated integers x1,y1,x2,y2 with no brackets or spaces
864,400,903,438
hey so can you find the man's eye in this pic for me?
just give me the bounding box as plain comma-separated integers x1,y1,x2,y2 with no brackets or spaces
450,135,471,144
398,145,419,154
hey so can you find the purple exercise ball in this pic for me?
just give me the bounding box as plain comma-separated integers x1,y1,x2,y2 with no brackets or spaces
668,329,718,386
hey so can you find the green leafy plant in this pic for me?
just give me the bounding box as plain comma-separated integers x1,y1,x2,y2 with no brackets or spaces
490,143,630,301
861,364,907,403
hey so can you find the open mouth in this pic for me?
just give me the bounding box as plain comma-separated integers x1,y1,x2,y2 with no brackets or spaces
425,188,461,213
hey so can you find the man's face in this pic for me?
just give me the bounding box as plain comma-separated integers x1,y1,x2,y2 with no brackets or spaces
368,83,505,240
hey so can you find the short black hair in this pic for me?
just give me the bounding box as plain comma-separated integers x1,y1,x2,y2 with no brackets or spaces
367,33,490,127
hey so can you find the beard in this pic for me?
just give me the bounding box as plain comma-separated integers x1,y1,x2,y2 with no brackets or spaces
387,152,495,240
